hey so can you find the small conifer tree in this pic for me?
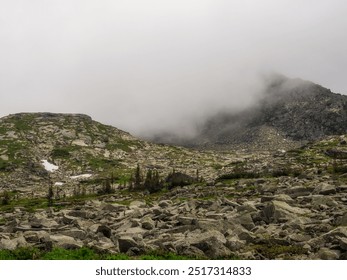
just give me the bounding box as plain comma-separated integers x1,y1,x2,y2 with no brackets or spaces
1,191,10,205
134,164,142,190
47,185,54,207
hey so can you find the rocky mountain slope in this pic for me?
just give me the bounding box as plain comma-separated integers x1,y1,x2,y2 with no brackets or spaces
0,112,238,196
0,112,347,260
155,76,347,151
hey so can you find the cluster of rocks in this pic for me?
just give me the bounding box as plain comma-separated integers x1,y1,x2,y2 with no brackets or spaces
1,176,346,259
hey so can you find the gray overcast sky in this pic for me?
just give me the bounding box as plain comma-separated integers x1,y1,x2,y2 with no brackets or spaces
1,0,347,136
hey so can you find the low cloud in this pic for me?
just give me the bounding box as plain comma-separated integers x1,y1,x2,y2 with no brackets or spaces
1,0,346,138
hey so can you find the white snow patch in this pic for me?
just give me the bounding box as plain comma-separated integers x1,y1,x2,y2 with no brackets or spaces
54,182,64,186
41,160,59,172
70,174,92,179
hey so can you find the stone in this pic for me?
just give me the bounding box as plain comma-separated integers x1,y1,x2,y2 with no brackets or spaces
120,227,146,237
66,210,90,219
313,183,336,195
236,202,257,213
61,214,78,224
0,155,9,161
0,236,27,250
235,228,256,243
72,139,88,147
141,216,155,230
288,233,311,243
273,194,294,203
337,185,347,192
92,240,118,254
97,225,112,238
102,203,127,212
23,231,51,243
151,207,164,216
322,227,347,242
50,235,83,249
129,201,146,209
226,236,245,251
185,230,231,259
30,218,59,229
262,200,311,223
60,129,76,139
176,245,205,258
128,209,144,219
338,237,347,250
196,219,225,231
260,184,278,195
316,248,340,260
235,213,256,231
311,195,338,208
60,229,87,240
339,213,347,226
118,237,139,253
177,216,196,226
0,239,18,250
158,200,172,208
285,185,314,198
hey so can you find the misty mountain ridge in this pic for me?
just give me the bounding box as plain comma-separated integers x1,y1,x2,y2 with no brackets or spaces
151,75,347,150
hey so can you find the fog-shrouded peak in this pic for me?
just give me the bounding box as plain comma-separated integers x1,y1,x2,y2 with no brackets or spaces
1,0,347,140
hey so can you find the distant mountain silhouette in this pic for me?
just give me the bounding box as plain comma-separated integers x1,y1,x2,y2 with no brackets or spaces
153,75,347,150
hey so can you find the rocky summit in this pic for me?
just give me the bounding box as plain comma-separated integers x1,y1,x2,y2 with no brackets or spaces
0,112,347,260
155,75,347,151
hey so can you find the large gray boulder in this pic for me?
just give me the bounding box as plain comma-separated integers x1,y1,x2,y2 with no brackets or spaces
339,213,347,226
141,216,155,230
50,234,83,249
285,185,314,198
316,248,340,260
235,213,256,231
262,200,311,223
339,237,347,250
30,212,59,229
118,236,139,253
183,230,232,258
0,236,27,250
313,183,336,195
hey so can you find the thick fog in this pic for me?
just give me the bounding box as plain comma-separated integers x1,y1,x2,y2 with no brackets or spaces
1,0,347,137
